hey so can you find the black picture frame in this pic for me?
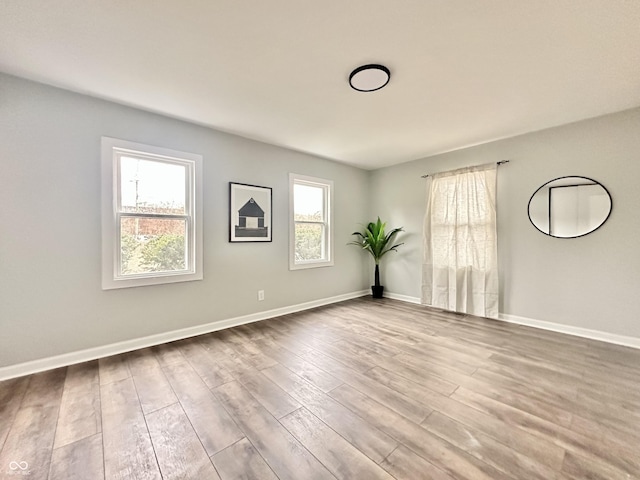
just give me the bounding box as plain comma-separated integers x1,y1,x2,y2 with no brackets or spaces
229,182,272,242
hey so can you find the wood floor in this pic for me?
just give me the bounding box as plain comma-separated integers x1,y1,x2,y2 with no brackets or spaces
1,298,639,480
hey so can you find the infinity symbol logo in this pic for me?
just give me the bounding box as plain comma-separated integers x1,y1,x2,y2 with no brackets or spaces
9,461,28,471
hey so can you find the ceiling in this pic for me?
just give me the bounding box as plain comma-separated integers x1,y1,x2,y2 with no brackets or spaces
1,1,639,170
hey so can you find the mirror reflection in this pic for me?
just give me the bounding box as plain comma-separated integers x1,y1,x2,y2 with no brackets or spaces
528,176,612,238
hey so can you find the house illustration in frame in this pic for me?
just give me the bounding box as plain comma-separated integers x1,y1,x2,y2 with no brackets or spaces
235,197,268,237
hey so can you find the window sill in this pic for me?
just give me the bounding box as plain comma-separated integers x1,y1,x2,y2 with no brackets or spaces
102,271,203,290
289,260,334,271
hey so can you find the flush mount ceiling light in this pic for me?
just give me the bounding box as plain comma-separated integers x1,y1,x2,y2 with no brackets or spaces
349,64,391,92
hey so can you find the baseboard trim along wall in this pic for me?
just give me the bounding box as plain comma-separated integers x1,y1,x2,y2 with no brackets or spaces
0,290,369,381
381,291,422,304
498,312,640,350
382,291,640,349
4,290,638,380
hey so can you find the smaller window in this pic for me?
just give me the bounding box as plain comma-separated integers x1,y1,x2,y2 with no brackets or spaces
101,137,203,289
289,173,333,270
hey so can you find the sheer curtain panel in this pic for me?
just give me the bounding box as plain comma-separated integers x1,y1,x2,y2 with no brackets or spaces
421,163,499,318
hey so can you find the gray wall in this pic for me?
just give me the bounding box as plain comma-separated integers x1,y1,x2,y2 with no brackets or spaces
0,74,370,367
370,108,640,338
2,72,638,370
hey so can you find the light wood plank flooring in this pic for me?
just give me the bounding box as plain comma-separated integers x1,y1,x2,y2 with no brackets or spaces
1,298,639,479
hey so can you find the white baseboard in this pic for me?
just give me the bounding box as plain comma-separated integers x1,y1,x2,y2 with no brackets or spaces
6,290,636,381
382,291,422,304
382,293,640,349
498,313,640,349
0,290,369,381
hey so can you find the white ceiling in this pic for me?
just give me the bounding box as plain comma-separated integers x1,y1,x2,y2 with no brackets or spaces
1,1,639,170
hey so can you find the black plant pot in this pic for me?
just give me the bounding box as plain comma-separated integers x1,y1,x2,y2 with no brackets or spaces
371,285,384,298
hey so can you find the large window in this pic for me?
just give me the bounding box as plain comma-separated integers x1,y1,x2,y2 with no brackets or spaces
289,173,333,270
101,137,203,289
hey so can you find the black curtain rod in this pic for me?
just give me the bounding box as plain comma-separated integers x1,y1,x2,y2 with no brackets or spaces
421,160,510,178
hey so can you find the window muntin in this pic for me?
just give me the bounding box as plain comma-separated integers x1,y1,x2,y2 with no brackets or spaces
290,174,333,269
102,137,202,289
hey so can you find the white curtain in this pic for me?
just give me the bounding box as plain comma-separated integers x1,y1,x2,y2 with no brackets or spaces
421,163,499,318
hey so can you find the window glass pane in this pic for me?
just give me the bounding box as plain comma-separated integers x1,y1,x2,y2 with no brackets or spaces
120,217,187,274
294,184,324,221
295,223,324,261
120,156,186,214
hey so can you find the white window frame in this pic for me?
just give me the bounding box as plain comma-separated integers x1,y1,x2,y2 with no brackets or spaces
101,137,203,289
289,173,334,270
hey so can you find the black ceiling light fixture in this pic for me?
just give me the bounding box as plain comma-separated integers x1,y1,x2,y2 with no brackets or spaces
349,64,391,92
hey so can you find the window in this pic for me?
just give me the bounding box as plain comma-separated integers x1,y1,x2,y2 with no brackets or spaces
289,173,333,270
101,137,203,289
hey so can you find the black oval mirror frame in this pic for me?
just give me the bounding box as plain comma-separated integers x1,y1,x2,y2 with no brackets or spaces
527,176,612,239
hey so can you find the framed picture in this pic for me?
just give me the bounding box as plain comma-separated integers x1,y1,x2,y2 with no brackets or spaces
229,182,272,242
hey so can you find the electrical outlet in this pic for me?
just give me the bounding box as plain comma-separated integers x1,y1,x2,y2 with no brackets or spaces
258,290,265,301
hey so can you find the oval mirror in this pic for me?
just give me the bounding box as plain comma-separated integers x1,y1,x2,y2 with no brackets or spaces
528,176,612,238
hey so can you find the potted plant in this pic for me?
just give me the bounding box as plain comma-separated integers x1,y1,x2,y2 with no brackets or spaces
349,217,403,298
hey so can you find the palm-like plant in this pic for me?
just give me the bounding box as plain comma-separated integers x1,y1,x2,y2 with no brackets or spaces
349,217,403,297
